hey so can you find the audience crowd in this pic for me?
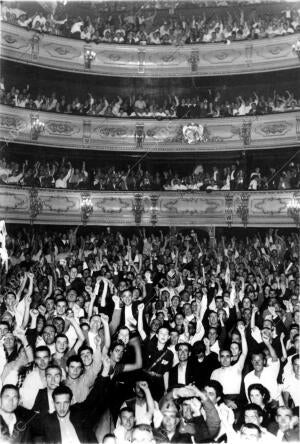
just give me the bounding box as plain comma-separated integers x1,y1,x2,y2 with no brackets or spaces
1,79,300,118
0,157,299,191
1,1,300,45
0,225,299,443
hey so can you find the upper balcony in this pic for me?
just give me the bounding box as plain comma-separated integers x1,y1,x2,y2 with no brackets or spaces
1,23,300,77
1,104,299,153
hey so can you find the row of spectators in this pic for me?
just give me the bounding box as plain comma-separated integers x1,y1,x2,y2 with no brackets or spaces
0,225,299,443
1,80,300,118
1,157,299,191
2,1,300,44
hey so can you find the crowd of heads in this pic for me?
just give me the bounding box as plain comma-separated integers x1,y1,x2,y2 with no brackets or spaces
0,225,299,443
2,1,300,45
1,78,300,119
1,156,300,191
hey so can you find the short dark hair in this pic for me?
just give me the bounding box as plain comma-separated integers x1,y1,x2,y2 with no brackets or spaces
52,385,73,401
78,345,93,355
0,384,19,398
244,403,264,418
35,346,50,357
66,355,83,367
55,333,68,343
119,407,134,416
205,380,224,401
45,364,62,376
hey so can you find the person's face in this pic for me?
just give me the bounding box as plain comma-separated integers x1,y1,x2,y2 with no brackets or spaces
76,296,84,307
53,318,64,333
215,298,224,309
43,326,56,345
220,351,231,367
35,351,50,370
0,323,9,339
118,329,129,345
157,328,169,344
252,355,264,373
204,386,218,404
54,393,71,418
230,342,240,357
209,312,218,326
45,299,55,312
120,410,135,431
242,298,251,309
46,368,62,390
5,293,16,307
170,331,179,346
56,301,67,315
181,400,193,420
208,328,217,344
67,290,77,303
90,315,101,332
162,412,178,432
67,362,83,379
177,345,189,362
132,428,154,444
240,426,260,442
55,337,68,353
80,349,93,367
111,345,124,362
250,389,264,407
0,388,19,413
183,304,192,317
175,314,183,326
122,291,133,306
276,408,293,431
244,409,261,426
150,319,161,333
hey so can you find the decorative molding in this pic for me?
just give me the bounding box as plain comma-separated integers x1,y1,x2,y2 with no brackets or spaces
1,105,299,153
236,192,250,227
1,186,299,227
1,23,299,77
29,187,43,223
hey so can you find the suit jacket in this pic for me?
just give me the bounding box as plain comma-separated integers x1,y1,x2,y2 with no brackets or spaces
0,406,38,443
168,361,195,389
31,374,110,444
32,387,50,416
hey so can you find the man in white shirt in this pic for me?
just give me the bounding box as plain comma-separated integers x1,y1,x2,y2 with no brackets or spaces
244,336,280,403
211,324,248,402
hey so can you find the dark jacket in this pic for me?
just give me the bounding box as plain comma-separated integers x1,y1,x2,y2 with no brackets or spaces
168,361,195,388
32,387,50,416
0,406,39,443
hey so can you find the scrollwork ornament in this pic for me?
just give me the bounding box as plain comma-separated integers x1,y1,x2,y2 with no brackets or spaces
29,187,43,224
236,192,250,228
225,192,234,227
132,194,144,225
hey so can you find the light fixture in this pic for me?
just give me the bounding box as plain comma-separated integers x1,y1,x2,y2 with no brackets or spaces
287,194,300,227
84,48,96,69
31,116,45,140
292,40,300,59
81,194,93,224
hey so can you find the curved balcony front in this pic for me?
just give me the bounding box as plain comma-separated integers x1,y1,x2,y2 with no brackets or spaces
1,105,300,152
0,186,298,227
1,23,300,77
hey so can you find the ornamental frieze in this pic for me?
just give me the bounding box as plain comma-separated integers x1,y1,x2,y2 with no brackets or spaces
254,121,292,137
45,121,81,136
43,42,81,59
0,114,27,131
94,197,132,213
249,197,289,214
93,126,134,138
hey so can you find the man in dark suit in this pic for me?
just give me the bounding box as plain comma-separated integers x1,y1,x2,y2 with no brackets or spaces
32,364,62,416
168,343,195,389
0,356,111,443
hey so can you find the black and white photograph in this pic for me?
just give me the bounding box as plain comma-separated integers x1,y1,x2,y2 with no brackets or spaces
0,0,300,443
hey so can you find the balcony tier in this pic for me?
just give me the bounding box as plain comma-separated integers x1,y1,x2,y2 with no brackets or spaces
1,23,300,77
0,186,298,227
1,105,300,152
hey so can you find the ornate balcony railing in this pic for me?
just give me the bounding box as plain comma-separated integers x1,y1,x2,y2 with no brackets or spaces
0,186,299,227
1,105,300,152
1,23,300,77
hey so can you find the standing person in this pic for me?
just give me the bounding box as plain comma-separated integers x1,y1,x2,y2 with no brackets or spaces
32,364,62,415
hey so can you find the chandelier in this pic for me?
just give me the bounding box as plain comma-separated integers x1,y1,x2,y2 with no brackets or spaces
292,40,300,59
31,116,45,140
84,48,96,69
81,194,93,224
